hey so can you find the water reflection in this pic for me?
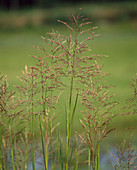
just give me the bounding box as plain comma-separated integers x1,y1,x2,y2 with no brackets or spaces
6,147,137,169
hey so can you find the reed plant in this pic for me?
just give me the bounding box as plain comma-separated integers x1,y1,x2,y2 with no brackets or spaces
110,136,137,169
76,63,118,170
0,9,137,170
122,73,137,116
36,8,100,169
108,74,137,170
0,74,26,169
32,8,118,169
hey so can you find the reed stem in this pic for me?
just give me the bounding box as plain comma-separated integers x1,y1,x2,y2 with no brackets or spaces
73,149,78,170
66,27,78,170
96,143,100,170
44,118,48,170
58,130,63,170
31,68,35,170
24,129,28,170
39,62,49,170
39,116,45,166
0,135,2,170
9,125,15,170
88,149,91,170
31,115,35,170
50,54,54,170
66,75,74,170
25,95,29,170
49,114,53,170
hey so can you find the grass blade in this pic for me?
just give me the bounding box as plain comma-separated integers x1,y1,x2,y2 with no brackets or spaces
70,92,79,133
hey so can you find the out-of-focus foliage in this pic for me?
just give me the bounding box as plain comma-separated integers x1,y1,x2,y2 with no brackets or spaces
0,2,137,30
0,0,136,10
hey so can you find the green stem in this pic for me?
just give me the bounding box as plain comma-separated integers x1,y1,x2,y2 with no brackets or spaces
66,30,78,170
25,95,29,170
31,115,35,170
44,116,48,170
96,108,101,170
39,117,48,170
73,149,78,170
58,130,63,170
3,137,7,170
96,143,100,170
39,115,48,170
91,147,95,170
88,149,91,170
14,136,19,169
49,83,53,170
31,68,35,170
25,128,28,170
40,62,49,170
70,92,78,136
0,135,2,170
53,133,58,170
9,125,15,170
50,52,54,170
49,115,53,170
66,75,74,170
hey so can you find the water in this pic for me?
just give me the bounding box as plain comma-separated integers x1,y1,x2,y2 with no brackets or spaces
6,146,137,169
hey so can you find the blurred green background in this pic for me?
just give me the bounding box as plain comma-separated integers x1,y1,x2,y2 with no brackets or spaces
0,0,137,132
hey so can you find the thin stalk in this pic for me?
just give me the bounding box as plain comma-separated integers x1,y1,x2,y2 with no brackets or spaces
0,135,2,170
65,102,68,138
92,150,95,170
14,136,19,169
49,113,53,170
44,118,48,170
31,114,35,170
31,69,35,170
25,95,29,170
58,130,63,170
9,125,15,170
66,75,74,170
96,143,100,170
40,63,48,170
2,137,6,170
96,106,101,170
70,93,78,135
39,115,47,169
73,149,78,170
50,53,54,170
66,30,78,170
24,128,28,170
69,139,74,166
41,88,48,170
53,133,58,170
88,148,91,170
40,115,48,169
0,111,5,170
49,88,53,170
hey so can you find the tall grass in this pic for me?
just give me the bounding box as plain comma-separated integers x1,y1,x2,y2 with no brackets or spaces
110,136,137,169
0,9,136,170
